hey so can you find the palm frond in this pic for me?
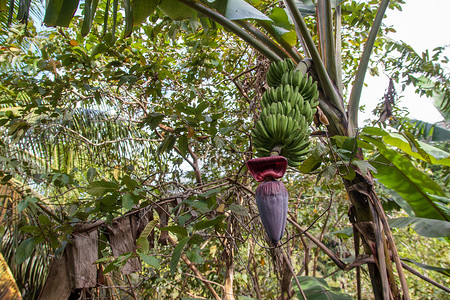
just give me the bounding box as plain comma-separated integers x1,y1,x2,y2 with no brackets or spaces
0,179,50,299
0,252,22,300
4,107,161,173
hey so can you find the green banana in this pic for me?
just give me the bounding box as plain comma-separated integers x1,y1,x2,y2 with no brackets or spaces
266,59,296,88
252,61,320,167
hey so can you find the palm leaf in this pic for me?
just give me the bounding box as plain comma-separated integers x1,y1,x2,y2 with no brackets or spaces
0,252,22,300
409,119,450,142
0,179,50,299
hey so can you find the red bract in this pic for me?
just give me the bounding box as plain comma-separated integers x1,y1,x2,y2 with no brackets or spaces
247,156,288,182
255,180,288,245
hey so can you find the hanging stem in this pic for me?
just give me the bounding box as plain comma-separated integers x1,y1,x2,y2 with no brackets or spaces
281,247,307,300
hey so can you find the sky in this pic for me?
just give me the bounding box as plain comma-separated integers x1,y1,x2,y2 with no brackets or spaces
359,0,450,126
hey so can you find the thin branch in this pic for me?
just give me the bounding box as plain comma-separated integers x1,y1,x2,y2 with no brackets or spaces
401,262,450,294
182,272,225,289
287,216,347,270
168,235,221,300
187,145,202,185
281,247,307,300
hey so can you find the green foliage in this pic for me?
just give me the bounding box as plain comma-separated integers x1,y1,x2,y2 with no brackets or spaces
295,276,353,300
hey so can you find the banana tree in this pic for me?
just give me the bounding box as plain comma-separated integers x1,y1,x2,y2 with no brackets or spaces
4,0,450,299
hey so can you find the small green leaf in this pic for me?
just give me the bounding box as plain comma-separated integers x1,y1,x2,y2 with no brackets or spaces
122,193,134,210
138,218,159,239
188,234,203,245
17,196,38,212
16,238,35,264
90,44,108,58
183,199,211,214
161,225,188,238
17,199,28,212
186,250,204,264
138,253,160,269
19,225,40,234
136,237,150,254
158,134,177,154
353,160,377,176
193,215,226,231
199,187,224,198
338,165,356,180
87,167,97,181
170,236,190,275
229,204,248,216
38,215,51,226
195,101,208,115
300,155,322,173
87,180,119,197
322,164,337,181
178,135,189,157
103,262,117,274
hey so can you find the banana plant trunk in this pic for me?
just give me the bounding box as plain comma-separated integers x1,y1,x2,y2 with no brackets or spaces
322,107,404,300
343,173,398,300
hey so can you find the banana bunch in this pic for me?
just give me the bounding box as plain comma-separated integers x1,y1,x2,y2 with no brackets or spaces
266,59,296,88
252,59,319,167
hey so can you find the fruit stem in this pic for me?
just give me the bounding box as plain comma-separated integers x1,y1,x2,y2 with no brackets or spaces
270,145,282,156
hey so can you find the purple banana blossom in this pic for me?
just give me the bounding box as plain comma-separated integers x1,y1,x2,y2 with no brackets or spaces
255,180,288,245
247,156,289,245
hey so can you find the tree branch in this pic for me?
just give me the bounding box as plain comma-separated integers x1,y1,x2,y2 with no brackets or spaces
168,236,221,300
287,216,347,270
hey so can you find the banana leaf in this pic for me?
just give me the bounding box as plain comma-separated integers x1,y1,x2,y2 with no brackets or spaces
372,148,449,221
